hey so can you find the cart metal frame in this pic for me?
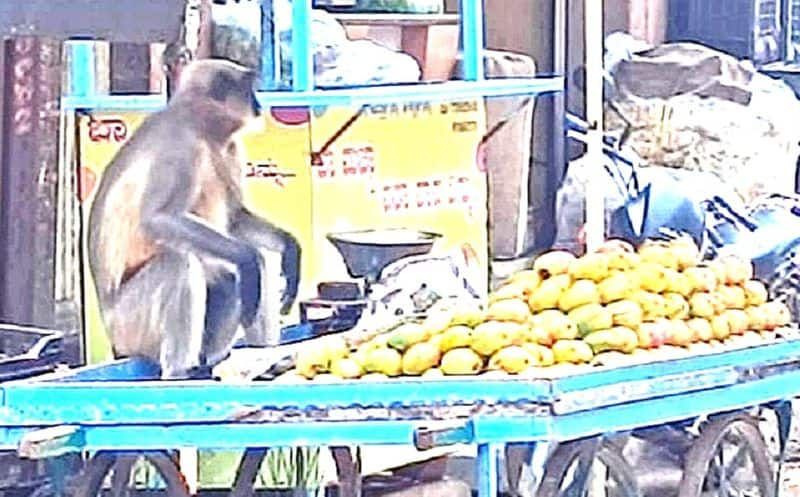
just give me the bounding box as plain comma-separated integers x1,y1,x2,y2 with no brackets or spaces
5,2,794,497
0,336,798,496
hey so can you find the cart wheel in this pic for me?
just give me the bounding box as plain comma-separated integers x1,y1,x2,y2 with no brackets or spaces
537,439,640,497
679,414,775,497
230,448,268,497
232,447,342,496
72,451,191,497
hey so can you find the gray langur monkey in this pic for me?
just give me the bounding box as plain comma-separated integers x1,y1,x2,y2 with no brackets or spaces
87,59,301,379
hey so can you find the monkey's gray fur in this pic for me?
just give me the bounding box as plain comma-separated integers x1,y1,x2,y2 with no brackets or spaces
87,58,301,379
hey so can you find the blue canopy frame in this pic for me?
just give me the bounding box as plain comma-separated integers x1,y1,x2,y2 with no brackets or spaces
62,0,564,111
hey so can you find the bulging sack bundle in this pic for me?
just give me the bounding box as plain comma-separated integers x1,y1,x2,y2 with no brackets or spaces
605,41,800,202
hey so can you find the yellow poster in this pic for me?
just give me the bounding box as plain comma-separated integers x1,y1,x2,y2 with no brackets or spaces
308,101,489,288
76,100,488,364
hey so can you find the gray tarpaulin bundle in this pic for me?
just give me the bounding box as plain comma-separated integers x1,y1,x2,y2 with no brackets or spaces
555,35,800,252
605,38,800,202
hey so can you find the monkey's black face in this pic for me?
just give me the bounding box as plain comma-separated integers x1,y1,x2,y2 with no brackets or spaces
183,59,261,121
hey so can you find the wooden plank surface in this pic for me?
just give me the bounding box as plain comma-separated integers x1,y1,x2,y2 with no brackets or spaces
0,0,184,42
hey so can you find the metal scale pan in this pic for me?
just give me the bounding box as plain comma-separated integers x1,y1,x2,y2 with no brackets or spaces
299,229,442,334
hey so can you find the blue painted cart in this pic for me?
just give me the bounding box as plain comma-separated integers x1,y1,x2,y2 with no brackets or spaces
3,0,799,496
1,332,799,497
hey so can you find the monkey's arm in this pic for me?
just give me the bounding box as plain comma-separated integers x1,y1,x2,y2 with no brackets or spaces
139,151,262,326
230,208,301,315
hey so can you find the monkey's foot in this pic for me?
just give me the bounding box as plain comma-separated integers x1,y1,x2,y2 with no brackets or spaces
189,364,216,380
159,364,215,381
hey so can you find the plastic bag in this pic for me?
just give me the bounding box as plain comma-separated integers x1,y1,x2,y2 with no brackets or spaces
274,0,421,88
316,39,420,86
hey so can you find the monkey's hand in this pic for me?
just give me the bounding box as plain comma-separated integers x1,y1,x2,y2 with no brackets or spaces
226,208,300,316
280,237,301,315
239,249,262,328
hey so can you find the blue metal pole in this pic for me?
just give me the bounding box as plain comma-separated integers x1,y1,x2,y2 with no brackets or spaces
460,0,485,81
67,40,97,98
291,0,314,92
259,0,276,90
476,443,499,497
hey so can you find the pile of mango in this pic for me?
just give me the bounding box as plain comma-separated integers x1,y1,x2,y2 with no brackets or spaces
292,237,793,380
293,300,488,380
493,237,792,363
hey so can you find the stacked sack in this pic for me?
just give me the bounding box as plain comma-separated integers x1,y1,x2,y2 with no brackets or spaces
291,237,793,380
